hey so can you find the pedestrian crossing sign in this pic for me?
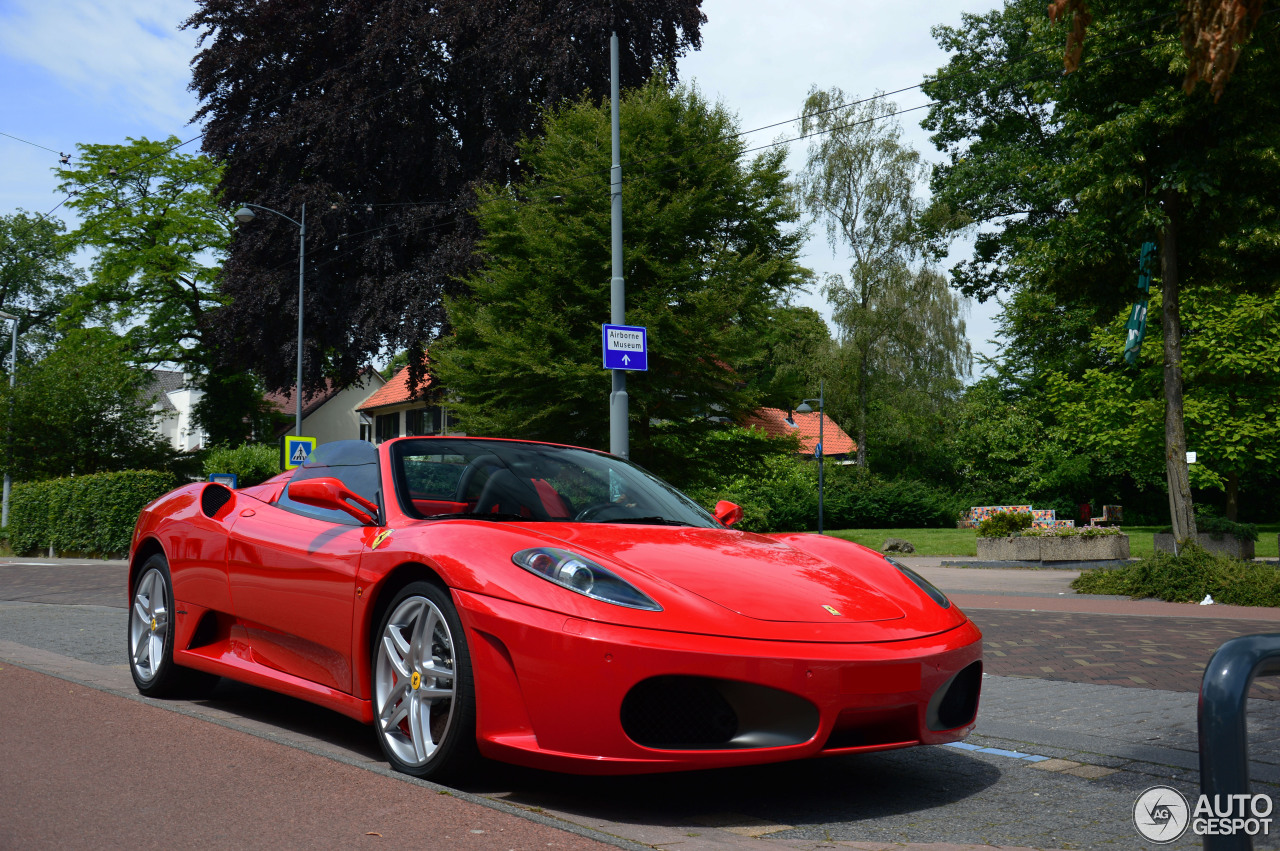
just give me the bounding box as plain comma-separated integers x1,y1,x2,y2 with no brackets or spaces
281,436,317,471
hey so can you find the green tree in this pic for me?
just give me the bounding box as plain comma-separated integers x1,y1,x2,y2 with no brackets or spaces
56,137,230,366
431,76,810,462
924,0,1280,540
55,137,272,445
0,212,82,361
797,86,970,469
0,328,176,480
187,0,706,396
748,304,834,412
1047,287,1280,521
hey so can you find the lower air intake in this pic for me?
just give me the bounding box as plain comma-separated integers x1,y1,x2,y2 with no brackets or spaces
621,675,818,750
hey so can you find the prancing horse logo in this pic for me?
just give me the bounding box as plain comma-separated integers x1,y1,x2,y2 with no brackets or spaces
823,605,841,616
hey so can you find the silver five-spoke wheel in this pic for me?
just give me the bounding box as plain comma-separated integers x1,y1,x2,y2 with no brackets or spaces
373,581,476,779
130,565,170,686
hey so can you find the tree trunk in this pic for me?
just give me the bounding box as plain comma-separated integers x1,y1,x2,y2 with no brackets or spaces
1160,190,1197,544
1225,471,1239,521
855,352,868,468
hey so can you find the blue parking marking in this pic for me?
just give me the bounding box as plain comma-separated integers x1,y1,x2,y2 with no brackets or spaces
943,741,1052,763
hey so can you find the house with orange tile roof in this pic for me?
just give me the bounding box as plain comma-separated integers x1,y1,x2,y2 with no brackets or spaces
740,407,856,461
356,363,461,442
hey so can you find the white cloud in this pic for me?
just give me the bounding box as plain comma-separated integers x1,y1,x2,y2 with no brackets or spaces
0,0,200,130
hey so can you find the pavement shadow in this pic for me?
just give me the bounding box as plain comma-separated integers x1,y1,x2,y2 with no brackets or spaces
461,745,1003,829
188,678,382,761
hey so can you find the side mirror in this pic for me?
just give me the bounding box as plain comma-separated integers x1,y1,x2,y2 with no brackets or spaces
714,500,744,527
288,477,380,525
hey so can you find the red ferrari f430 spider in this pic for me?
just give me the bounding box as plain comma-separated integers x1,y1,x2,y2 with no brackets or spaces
128,437,982,779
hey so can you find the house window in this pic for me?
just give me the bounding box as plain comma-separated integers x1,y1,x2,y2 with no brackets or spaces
375,413,399,443
359,422,372,443
433,406,457,435
404,408,428,436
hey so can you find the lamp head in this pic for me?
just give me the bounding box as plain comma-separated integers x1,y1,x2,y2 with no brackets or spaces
233,206,256,223
795,402,813,414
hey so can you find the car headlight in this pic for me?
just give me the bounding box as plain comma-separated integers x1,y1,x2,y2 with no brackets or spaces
886,557,951,609
513,547,662,611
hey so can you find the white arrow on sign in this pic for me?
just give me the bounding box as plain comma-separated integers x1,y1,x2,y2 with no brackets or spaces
622,354,630,365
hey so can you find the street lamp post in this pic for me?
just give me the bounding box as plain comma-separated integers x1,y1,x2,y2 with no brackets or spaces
795,378,825,534
234,202,306,436
0,310,18,529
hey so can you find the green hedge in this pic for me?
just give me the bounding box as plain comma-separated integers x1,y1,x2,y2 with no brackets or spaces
6,470,179,557
202,443,281,488
691,454,962,533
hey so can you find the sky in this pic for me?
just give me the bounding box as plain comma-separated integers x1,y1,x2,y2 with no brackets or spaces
0,0,1003,368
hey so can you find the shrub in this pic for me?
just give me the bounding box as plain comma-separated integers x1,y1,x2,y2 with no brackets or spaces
1072,543,1280,606
977,510,1034,538
7,470,179,556
693,454,962,533
202,443,281,488
1023,525,1124,538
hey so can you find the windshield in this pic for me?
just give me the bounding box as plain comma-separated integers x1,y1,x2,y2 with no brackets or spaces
390,438,720,527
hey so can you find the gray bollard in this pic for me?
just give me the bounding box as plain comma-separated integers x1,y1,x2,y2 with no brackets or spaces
1198,634,1280,850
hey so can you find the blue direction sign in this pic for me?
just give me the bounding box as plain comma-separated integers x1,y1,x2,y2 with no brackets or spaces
602,324,648,371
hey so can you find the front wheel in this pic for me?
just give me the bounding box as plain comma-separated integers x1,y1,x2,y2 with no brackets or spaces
128,554,212,696
373,581,478,781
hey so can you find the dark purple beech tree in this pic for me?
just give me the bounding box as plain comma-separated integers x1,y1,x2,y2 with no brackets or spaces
186,0,705,394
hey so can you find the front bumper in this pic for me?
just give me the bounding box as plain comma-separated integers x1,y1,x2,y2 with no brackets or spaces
455,590,983,774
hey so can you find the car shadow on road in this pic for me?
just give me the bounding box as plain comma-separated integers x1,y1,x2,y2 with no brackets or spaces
460,746,1003,830
174,675,1002,834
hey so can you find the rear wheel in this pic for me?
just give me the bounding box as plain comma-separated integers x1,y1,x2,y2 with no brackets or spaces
128,554,212,696
373,581,478,781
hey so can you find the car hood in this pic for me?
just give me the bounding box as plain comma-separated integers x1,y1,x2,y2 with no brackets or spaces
538,524,906,625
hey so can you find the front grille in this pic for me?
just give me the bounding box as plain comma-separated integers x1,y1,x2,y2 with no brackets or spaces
620,676,819,750
621,676,737,747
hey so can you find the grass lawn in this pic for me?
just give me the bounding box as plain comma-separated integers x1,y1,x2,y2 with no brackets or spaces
827,524,1280,559
827,527,979,556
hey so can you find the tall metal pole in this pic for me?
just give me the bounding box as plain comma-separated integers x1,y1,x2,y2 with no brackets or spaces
234,202,305,437
817,378,824,535
608,31,628,458
0,311,17,530
296,202,306,437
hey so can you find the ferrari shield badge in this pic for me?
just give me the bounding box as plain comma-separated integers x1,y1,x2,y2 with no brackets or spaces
823,605,842,616
371,529,395,550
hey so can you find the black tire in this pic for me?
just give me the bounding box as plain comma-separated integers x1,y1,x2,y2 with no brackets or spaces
127,554,215,697
372,581,479,781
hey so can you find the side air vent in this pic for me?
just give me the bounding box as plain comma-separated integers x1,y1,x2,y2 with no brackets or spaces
201,484,234,519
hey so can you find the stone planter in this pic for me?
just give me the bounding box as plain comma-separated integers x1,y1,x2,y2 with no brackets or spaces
977,534,1129,563
1154,533,1256,560
976,536,1041,561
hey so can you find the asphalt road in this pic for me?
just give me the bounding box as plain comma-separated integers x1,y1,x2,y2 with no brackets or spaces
4,557,1280,851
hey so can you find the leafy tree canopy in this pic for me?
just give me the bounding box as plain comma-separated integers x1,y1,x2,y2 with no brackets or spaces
797,86,970,469
0,212,82,361
0,328,179,480
925,0,1280,532
187,0,706,395
56,137,230,368
431,75,811,462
